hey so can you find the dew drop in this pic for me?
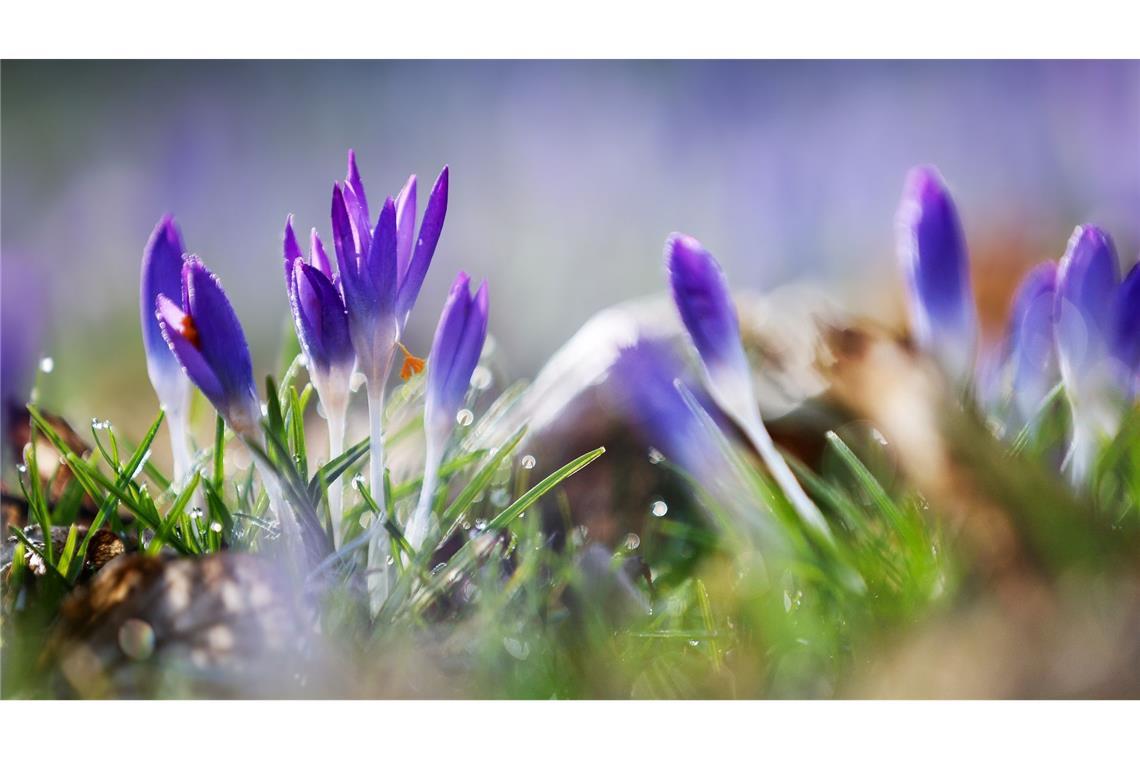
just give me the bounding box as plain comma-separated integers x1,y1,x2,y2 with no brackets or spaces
474,519,488,531
651,500,668,517
456,408,474,426
352,475,365,491
350,372,367,392
16,464,27,474
470,365,492,391
386,555,395,567
209,521,223,533
624,533,641,550
647,448,664,464
38,357,54,374
490,488,509,508
520,455,536,470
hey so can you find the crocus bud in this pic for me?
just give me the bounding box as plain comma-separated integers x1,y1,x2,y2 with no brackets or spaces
284,218,354,387
895,166,978,386
1006,262,1058,425
406,272,488,550
423,272,489,441
665,232,831,541
140,216,192,415
396,166,448,330
156,257,261,437
665,233,757,425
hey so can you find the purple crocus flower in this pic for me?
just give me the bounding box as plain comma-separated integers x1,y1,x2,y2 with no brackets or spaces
1052,226,1138,481
665,233,831,541
284,216,355,545
156,257,262,438
139,216,196,483
895,166,978,386
284,217,354,384
405,272,489,551
1006,261,1059,426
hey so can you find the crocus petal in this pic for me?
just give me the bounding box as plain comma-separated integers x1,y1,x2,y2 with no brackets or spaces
292,259,354,375
309,229,333,282
425,273,473,419
331,184,361,299
395,174,417,281
665,232,755,423
155,294,226,406
140,215,188,390
345,149,370,227
365,196,399,319
895,166,978,384
283,216,304,289
181,256,259,423
444,279,489,412
1109,262,1140,398
396,165,449,328
1054,225,1120,394
1007,261,1059,423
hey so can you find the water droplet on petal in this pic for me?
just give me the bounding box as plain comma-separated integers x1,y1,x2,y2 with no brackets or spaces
470,365,492,390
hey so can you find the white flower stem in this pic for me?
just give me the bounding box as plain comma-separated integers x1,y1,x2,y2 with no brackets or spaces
325,397,348,548
741,414,833,543
407,436,442,552
165,402,203,517
365,382,391,614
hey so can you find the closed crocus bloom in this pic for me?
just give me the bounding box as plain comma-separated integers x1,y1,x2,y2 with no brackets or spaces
156,257,261,436
665,233,831,542
1006,262,1059,426
284,216,355,545
140,217,196,483
1054,226,1125,483
895,166,978,386
157,256,300,547
405,273,489,552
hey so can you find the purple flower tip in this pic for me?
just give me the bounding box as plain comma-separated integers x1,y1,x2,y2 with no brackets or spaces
140,214,190,402
1007,261,1059,422
895,165,977,384
664,232,754,421
424,271,489,437
1109,262,1140,398
1054,225,1120,394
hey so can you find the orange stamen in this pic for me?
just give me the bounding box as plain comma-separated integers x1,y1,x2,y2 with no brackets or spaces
179,313,201,348
398,342,426,381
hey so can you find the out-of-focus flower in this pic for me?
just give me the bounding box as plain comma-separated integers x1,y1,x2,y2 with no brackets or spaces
665,233,832,541
1,255,46,462
139,216,196,483
1006,261,1059,426
895,166,978,386
284,216,355,546
1108,262,1140,399
1053,226,1138,481
406,272,489,551
156,257,261,438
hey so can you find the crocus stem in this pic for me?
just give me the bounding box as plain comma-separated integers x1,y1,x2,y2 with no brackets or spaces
366,382,391,614
252,454,302,554
325,398,348,548
407,438,442,552
741,415,833,543
166,403,203,517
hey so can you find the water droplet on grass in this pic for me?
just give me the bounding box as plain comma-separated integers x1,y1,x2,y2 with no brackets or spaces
520,455,536,470
456,408,474,426
651,500,668,517
209,522,223,533
624,533,641,550
647,448,664,464
39,357,54,373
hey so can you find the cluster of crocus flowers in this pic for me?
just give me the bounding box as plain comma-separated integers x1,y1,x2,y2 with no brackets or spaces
405,272,489,551
665,234,833,542
894,165,1140,484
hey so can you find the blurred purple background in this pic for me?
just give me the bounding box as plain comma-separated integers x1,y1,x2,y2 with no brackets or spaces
3,60,1138,431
